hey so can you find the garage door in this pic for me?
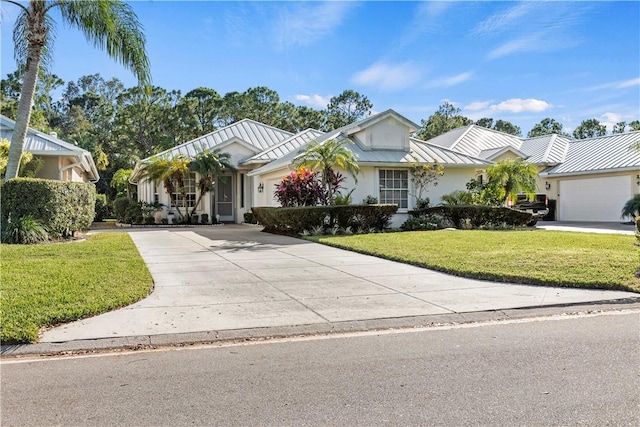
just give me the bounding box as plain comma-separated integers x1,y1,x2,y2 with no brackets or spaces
559,175,631,221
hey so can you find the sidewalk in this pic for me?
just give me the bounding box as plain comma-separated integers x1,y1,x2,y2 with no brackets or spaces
34,226,638,346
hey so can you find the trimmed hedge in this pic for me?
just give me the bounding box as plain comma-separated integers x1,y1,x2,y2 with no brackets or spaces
1,178,96,238
252,204,398,235
409,205,532,229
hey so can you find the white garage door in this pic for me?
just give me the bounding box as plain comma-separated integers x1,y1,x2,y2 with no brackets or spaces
559,175,631,221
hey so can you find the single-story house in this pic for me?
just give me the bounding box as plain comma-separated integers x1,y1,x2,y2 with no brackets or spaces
0,115,99,183
131,109,640,224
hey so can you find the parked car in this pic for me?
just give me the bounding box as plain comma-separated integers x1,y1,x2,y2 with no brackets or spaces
512,194,549,226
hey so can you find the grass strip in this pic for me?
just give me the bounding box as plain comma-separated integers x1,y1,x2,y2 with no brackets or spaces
1,233,153,344
310,230,640,293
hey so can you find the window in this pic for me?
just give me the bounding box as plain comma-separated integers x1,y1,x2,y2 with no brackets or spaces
379,169,408,209
172,172,197,208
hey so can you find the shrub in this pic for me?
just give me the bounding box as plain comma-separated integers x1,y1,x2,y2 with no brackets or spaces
94,194,111,222
274,167,328,207
363,195,378,204
244,212,258,224
200,213,209,224
401,213,453,231
2,216,49,244
252,204,398,235
1,178,95,238
143,215,156,225
410,205,532,229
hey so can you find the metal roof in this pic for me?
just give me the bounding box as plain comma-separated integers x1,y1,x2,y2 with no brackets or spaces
0,115,99,181
520,134,570,164
241,129,324,164
151,119,293,159
543,131,640,175
427,124,574,166
248,132,491,177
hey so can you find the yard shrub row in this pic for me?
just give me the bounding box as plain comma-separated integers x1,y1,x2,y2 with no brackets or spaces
252,204,398,235
1,178,96,239
409,205,532,229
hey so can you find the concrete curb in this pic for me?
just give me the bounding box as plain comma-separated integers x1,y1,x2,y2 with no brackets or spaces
3,298,639,359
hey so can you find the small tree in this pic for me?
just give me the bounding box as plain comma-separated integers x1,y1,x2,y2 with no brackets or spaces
294,138,359,204
408,156,444,208
140,154,191,220
485,159,538,205
188,149,236,216
274,167,327,207
110,168,133,199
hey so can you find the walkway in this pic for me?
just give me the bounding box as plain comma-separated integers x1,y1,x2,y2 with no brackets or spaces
40,225,638,343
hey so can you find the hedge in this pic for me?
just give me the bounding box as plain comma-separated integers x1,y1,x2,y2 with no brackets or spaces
409,205,532,229
1,178,96,238
252,204,398,235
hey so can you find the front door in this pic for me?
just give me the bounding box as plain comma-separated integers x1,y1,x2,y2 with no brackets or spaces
215,175,234,222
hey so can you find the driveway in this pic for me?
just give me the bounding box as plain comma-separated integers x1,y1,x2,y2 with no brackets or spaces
40,225,638,343
537,220,635,235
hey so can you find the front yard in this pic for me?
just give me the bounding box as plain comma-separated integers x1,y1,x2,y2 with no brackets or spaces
311,230,640,293
1,233,153,344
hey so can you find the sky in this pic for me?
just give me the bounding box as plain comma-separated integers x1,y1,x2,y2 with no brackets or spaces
1,0,639,135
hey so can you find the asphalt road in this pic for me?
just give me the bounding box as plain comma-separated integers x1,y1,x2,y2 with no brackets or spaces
2,312,639,426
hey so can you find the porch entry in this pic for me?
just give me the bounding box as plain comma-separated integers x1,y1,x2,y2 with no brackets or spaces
214,174,234,222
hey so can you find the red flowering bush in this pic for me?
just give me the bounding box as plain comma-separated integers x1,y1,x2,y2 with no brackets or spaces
274,167,328,207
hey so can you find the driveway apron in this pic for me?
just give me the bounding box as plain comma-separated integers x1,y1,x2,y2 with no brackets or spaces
40,226,638,342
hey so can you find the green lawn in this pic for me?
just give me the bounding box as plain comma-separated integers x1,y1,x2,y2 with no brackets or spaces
1,233,153,344
311,230,640,293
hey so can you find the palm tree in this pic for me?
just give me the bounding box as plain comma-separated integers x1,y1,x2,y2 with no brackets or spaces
294,138,359,204
3,0,150,182
485,159,539,205
140,154,191,220
188,149,236,216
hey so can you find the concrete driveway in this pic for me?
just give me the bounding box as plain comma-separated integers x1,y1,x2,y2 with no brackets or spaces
537,220,635,235
40,225,639,343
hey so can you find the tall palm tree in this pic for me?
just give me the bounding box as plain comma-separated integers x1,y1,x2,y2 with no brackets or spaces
294,138,359,204
188,149,236,216
3,0,150,182
485,159,539,205
140,154,191,220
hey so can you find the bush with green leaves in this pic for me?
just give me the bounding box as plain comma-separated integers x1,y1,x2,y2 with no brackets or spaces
94,194,111,222
2,216,49,244
200,213,209,224
621,194,640,220
275,167,328,207
1,178,95,238
409,205,532,229
252,204,398,235
401,213,453,231
244,212,258,224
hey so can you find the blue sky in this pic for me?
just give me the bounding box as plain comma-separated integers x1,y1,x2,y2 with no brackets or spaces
1,1,639,135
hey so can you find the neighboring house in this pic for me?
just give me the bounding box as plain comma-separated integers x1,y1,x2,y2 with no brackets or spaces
132,109,640,224
0,115,99,183
427,124,640,221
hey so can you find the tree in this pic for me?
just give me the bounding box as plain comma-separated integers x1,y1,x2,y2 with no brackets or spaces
485,159,539,205
527,118,565,138
417,102,472,140
572,119,606,139
630,120,640,131
408,156,444,208
493,119,521,137
110,168,133,199
613,121,627,134
3,0,150,183
140,154,191,221
475,117,522,136
324,90,372,130
182,87,221,135
187,149,236,216
294,138,360,204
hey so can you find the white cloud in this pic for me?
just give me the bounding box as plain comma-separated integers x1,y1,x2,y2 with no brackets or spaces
294,94,330,109
426,72,473,88
490,98,551,113
487,33,545,59
273,2,356,50
352,61,422,91
473,2,539,35
464,101,490,111
585,77,640,91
